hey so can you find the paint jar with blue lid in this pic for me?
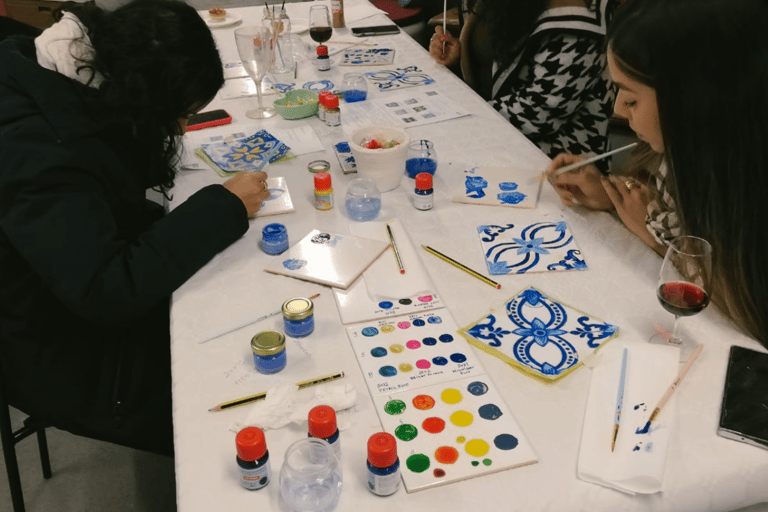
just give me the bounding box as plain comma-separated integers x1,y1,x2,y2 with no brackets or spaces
262,223,289,255
282,297,315,338
251,331,287,374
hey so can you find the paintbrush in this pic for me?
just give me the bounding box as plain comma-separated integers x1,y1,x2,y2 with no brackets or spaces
539,142,638,182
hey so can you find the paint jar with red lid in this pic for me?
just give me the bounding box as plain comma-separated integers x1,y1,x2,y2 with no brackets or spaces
236,426,271,491
366,432,400,496
308,405,341,461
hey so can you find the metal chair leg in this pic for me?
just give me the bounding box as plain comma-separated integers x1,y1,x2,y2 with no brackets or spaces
0,382,27,512
36,429,52,479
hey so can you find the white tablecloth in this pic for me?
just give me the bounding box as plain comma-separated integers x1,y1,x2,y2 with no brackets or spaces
169,3,768,511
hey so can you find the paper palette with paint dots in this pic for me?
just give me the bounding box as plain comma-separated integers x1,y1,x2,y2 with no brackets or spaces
372,376,538,492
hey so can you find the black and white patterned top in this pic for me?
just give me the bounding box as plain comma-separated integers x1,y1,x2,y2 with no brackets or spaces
489,1,615,160
646,160,681,246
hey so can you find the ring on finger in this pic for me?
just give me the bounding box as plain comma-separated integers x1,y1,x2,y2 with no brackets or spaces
625,180,638,191
262,181,268,192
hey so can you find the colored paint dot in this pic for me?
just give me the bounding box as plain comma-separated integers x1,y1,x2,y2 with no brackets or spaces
439,334,454,343
422,417,445,434
471,461,479,467
423,337,437,346
449,353,467,363
427,315,442,323
412,318,425,326
467,381,488,396
494,434,518,450
465,439,490,457
441,388,462,404
381,324,395,333
397,321,411,329
416,359,431,369
394,424,418,441
384,399,406,415
434,446,459,464
390,344,404,353
482,459,492,466
433,468,446,478
450,410,474,427
432,357,448,366
406,454,430,473
478,403,503,420
361,327,379,337
456,436,466,443
399,363,413,373
399,298,413,305
370,347,387,357
413,394,435,410
379,366,397,377
378,301,393,309
418,295,433,303
406,340,421,349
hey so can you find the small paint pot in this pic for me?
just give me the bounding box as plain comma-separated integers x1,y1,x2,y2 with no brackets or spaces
282,297,315,338
262,223,288,255
251,331,287,374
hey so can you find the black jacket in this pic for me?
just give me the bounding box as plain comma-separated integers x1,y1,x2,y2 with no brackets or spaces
0,36,248,442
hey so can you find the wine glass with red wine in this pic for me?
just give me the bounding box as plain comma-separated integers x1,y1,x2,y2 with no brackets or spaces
651,235,712,362
308,5,332,45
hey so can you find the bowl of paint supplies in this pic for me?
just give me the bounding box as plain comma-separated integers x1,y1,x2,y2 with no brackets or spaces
345,178,381,221
405,139,438,178
349,126,410,192
273,89,319,120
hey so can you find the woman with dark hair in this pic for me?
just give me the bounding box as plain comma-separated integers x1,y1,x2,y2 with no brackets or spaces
429,0,618,160
548,0,768,347
0,0,269,455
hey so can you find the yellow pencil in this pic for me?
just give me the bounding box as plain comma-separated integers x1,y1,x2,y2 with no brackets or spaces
209,371,345,412
422,245,501,289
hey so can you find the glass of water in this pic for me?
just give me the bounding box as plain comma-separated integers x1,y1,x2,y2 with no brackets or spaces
279,438,342,512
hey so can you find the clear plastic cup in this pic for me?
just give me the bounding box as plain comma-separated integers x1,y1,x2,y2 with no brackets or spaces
279,438,342,512
345,178,381,221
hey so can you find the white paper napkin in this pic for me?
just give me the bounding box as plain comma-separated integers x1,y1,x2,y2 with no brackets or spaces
577,340,679,494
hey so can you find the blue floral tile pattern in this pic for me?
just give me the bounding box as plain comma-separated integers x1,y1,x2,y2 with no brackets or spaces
477,219,587,275
199,130,291,172
458,287,618,382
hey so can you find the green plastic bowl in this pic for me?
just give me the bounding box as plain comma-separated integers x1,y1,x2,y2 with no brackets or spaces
273,89,319,120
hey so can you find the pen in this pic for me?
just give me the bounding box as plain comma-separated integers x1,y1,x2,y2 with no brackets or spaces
422,245,501,289
209,371,346,411
612,348,629,452
386,224,405,274
540,142,638,182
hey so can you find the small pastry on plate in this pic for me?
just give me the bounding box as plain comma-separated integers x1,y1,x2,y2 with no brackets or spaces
208,8,227,21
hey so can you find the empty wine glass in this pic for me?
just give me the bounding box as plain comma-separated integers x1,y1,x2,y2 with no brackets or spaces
235,26,276,119
308,5,332,45
650,235,712,362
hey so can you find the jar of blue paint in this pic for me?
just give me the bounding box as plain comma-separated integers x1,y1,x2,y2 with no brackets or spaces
251,331,287,374
262,223,289,255
341,72,367,102
282,297,315,338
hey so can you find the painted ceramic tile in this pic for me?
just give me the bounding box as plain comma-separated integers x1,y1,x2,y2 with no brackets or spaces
199,130,291,172
459,287,619,383
255,177,295,217
364,66,435,92
452,167,540,209
332,141,357,174
346,312,483,395
373,375,538,492
302,80,335,93
476,219,587,275
339,48,395,66
263,230,389,289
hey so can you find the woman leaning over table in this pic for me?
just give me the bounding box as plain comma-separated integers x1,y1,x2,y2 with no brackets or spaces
0,0,269,455
429,0,620,161
547,0,768,348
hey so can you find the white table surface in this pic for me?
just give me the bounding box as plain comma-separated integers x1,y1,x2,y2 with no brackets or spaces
169,2,768,511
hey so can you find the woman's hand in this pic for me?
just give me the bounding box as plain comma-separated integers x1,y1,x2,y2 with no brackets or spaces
222,171,270,217
546,153,613,210
601,176,665,254
429,26,460,67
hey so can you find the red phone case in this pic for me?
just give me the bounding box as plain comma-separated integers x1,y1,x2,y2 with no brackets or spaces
186,110,232,131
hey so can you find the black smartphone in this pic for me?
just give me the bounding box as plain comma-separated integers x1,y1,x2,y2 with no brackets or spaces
351,25,401,37
186,109,232,131
718,345,768,450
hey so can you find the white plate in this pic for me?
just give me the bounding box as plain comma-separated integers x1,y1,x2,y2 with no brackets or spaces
204,12,242,29
290,18,309,33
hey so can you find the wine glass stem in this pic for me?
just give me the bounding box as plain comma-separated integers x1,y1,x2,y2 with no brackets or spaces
255,79,264,111
669,315,682,345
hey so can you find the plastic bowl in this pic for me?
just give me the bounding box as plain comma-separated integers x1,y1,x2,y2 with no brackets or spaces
348,126,410,192
273,89,319,120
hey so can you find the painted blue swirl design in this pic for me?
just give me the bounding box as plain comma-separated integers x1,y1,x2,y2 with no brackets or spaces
465,175,488,198
546,249,587,271
481,221,575,274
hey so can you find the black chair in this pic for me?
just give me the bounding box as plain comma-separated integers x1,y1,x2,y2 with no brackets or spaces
0,362,53,512
0,16,43,42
